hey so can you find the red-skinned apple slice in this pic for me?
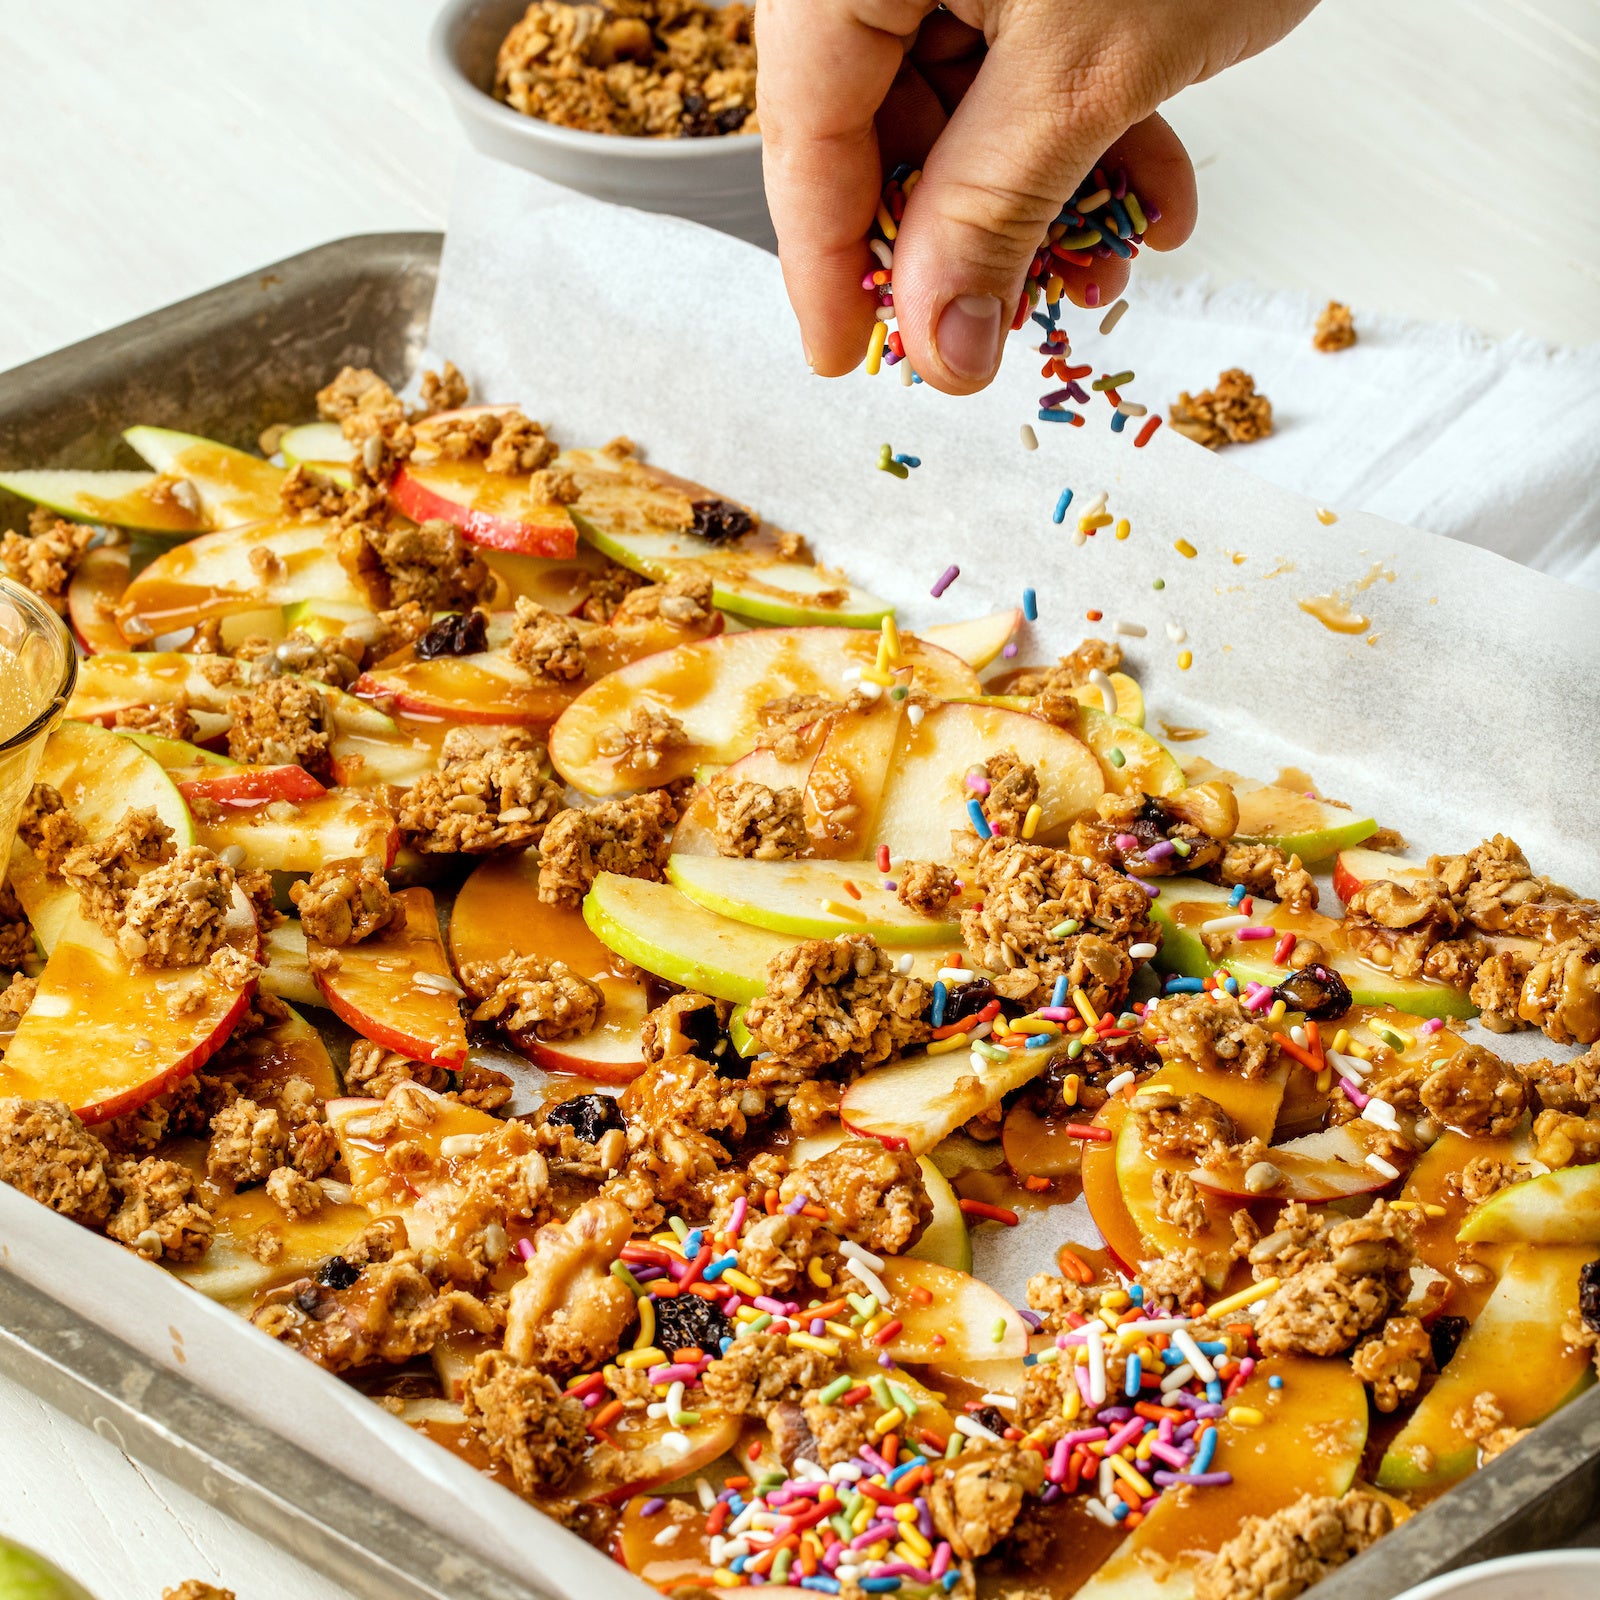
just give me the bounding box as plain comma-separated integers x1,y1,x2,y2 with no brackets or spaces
390,445,578,557
876,1256,1029,1364
1081,1096,1145,1276
193,787,398,873
870,700,1105,860
839,1041,1055,1156
174,763,328,806
312,887,467,1067
577,1412,743,1507
1332,846,1428,905
66,540,133,654
549,627,982,796
1077,1357,1368,1599
354,608,723,726
1048,702,1185,797
0,890,258,1123
449,850,651,1083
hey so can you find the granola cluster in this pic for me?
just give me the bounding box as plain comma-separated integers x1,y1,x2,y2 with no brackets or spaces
712,778,806,860
289,856,403,946
536,790,675,906
396,728,566,853
1196,1490,1391,1600
0,515,95,612
1169,368,1274,448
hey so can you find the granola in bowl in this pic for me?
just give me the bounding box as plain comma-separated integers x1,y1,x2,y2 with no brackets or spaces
0,359,1595,1600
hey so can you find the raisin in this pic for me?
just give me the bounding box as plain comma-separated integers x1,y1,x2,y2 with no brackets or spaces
689,498,754,544
545,1092,625,1145
414,608,487,659
1429,1314,1469,1371
314,1254,361,1290
1580,1258,1600,1335
942,977,998,1025
972,1405,1010,1437
714,105,750,135
655,1294,733,1354
1272,963,1352,1021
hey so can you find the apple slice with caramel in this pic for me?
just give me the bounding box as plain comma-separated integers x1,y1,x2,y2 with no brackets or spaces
449,850,651,1083
174,763,329,807
875,1256,1030,1365
0,466,206,535
0,889,259,1123
1191,1121,1399,1202
669,740,822,857
123,426,286,527
193,787,398,874
549,626,981,796
353,607,722,727
66,540,133,654
312,887,467,1068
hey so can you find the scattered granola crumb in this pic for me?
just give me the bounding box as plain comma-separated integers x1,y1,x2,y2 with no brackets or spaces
163,1584,237,1600
265,1164,325,1220
114,846,238,970
19,782,89,873
713,779,806,860
112,701,200,743
982,750,1039,837
1195,1490,1391,1600
462,953,604,1041
0,1098,112,1224
341,517,494,613
206,1096,288,1187
0,517,95,613
1313,300,1357,353
508,597,587,681
1147,991,1276,1079
0,885,37,970
1453,1390,1529,1462
896,859,958,916
1169,369,1273,449
418,360,470,416
597,705,690,773
610,572,714,627
289,856,403,946
537,791,675,906
1350,1315,1431,1412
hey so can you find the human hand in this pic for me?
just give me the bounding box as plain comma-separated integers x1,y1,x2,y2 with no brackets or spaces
756,0,1319,392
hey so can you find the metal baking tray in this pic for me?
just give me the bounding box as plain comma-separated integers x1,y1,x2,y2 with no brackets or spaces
1,230,1596,1599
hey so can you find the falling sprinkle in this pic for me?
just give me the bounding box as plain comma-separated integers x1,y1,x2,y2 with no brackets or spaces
1021,424,1039,451
1114,519,1131,540
1098,298,1130,336
1177,650,1193,670
931,564,960,598
1052,487,1074,524
1112,620,1145,638
1173,539,1197,559
1165,622,1187,643
1151,577,1165,590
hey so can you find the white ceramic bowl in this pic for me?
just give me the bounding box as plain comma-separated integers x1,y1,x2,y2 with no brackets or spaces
1391,1550,1600,1600
429,0,774,249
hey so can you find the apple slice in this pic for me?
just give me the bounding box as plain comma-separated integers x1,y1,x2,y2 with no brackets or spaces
839,1041,1056,1155
665,854,963,946
312,887,466,1067
278,421,354,488
1081,1097,1145,1276
869,700,1104,860
390,456,578,558
1192,1122,1397,1202
578,1412,744,1507
0,890,258,1122
450,850,651,1083
174,763,328,806
1458,1164,1600,1245
71,651,242,722
1077,1356,1369,1599
259,921,321,1009
1332,846,1429,906
480,543,613,613
193,788,398,874
116,731,235,770
789,1127,972,1272
1149,876,1479,1020
986,668,1146,728
354,607,722,727
327,1085,502,1208
1377,1244,1596,1492
549,627,982,796
0,467,206,535
564,447,891,627
875,1257,1028,1364
122,426,285,527
33,718,194,842
1054,703,1185,797
912,611,1022,670
583,872,949,1004
1227,777,1377,864
66,541,133,653
116,515,369,638
669,742,821,858
800,700,907,859
1116,1060,1290,1289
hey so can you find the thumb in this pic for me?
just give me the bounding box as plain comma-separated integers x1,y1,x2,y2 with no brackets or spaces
891,25,1153,393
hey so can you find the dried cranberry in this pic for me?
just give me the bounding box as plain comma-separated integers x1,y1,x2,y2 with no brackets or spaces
1272,963,1352,1021
942,977,999,1026
1580,1258,1600,1335
689,498,754,544
654,1293,732,1354
545,1092,625,1145
1428,1314,1469,1370
313,1255,360,1290
414,609,487,659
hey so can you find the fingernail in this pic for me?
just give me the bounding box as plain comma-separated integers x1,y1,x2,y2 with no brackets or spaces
802,335,816,371
933,294,1003,382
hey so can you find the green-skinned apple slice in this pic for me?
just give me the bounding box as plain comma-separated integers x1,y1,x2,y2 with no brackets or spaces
1149,875,1479,1019
1078,1356,1368,1599
277,421,353,487
839,1041,1056,1156
869,699,1104,860
986,667,1146,727
193,787,398,873
123,426,285,527
550,626,980,796
450,850,650,1083
564,447,891,627
1226,777,1377,863
1377,1244,1596,1492
115,730,235,769
116,515,367,637
66,540,132,653
666,853,963,944
670,741,821,857
912,610,1021,670
33,718,194,842
353,607,722,726
583,872,949,1003
0,467,206,534
788,1127,973,1272
1458,1164,1600,1245
260,920,319,1008
312,887,466,1067
876,1256,1029,1365
0,888,258,1122
1047,702,1185,797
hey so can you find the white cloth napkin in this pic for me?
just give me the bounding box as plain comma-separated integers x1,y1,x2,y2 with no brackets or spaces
1116,278,1600,590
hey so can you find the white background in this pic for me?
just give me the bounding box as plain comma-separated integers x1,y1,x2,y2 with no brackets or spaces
0,1,1595,1596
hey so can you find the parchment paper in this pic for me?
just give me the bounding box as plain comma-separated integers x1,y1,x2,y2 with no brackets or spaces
5,153,1600,1596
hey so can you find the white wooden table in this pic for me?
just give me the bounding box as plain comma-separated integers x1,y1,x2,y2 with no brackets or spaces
0,1,1594,1595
